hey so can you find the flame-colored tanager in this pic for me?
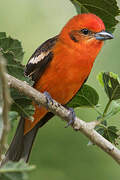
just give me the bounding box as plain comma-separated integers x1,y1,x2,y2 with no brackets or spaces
4,13,113,163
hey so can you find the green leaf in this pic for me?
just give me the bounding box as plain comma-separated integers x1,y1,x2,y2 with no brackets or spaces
8,111,19,122
0,32,24,62
68,84,99,108
0,32,34,119
4,53,25,80
106,101,120,118
4,53,33,86
70,0,120,32
97,72,104,87
0,160,35,180
0,32,33,84
10,88,35,120
0,32,6,39
8,111,19,129
98,72,120,100
4,53,34,119
96,125,119,144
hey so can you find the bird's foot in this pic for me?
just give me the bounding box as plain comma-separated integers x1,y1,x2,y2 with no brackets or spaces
65,107,76,128
44,91,54,109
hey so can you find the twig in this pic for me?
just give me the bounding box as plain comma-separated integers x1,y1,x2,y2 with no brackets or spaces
103,99,112,117
6,73,120,165
0,57,11,162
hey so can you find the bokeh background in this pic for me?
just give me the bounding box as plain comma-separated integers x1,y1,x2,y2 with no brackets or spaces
1,0,120,179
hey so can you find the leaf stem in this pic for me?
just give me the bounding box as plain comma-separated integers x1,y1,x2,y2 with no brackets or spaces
103,99,112,118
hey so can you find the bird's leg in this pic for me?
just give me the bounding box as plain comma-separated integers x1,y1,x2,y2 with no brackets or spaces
43,92,76,127
43,91,54,109
65,107,76,128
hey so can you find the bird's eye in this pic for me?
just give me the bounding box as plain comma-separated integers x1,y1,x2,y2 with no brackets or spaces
81,29,89,35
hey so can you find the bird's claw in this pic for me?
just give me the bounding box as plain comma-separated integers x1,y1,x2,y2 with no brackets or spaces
44,91,53,109
65,107,75,128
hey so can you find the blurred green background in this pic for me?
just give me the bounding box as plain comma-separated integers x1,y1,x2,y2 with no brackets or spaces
1,0,120,179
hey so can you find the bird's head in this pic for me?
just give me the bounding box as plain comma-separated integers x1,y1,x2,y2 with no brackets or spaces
59,13,113,55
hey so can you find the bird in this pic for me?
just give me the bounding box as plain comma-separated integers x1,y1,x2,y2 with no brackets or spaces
3,13,113,164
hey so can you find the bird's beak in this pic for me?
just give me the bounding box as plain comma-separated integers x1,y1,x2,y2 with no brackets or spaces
95,31,114,41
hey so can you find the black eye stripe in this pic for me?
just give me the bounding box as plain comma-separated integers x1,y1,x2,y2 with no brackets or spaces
69,33,79,42
81,29,89,35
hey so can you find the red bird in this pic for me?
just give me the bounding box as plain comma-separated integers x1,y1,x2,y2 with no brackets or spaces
4,13,113,163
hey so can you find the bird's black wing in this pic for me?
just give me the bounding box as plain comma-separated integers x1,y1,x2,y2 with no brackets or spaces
24,35,58,83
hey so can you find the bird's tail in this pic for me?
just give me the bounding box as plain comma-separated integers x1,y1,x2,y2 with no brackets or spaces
1,112,53,165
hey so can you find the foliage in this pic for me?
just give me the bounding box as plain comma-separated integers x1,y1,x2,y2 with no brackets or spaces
0,32,34,120
96,125,119,144
68,84,99,108
98,72,120,100
70,0,120,32
96,72,120,143
0,160,35,180
0,33,35,180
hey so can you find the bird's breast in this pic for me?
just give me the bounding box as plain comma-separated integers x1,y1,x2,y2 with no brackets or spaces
34,42,94,105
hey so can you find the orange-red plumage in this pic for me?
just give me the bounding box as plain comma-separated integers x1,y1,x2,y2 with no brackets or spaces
24,13,106,134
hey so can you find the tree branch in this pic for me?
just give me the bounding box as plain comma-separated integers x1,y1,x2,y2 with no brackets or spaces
6,73,120,165
0,57,11,162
